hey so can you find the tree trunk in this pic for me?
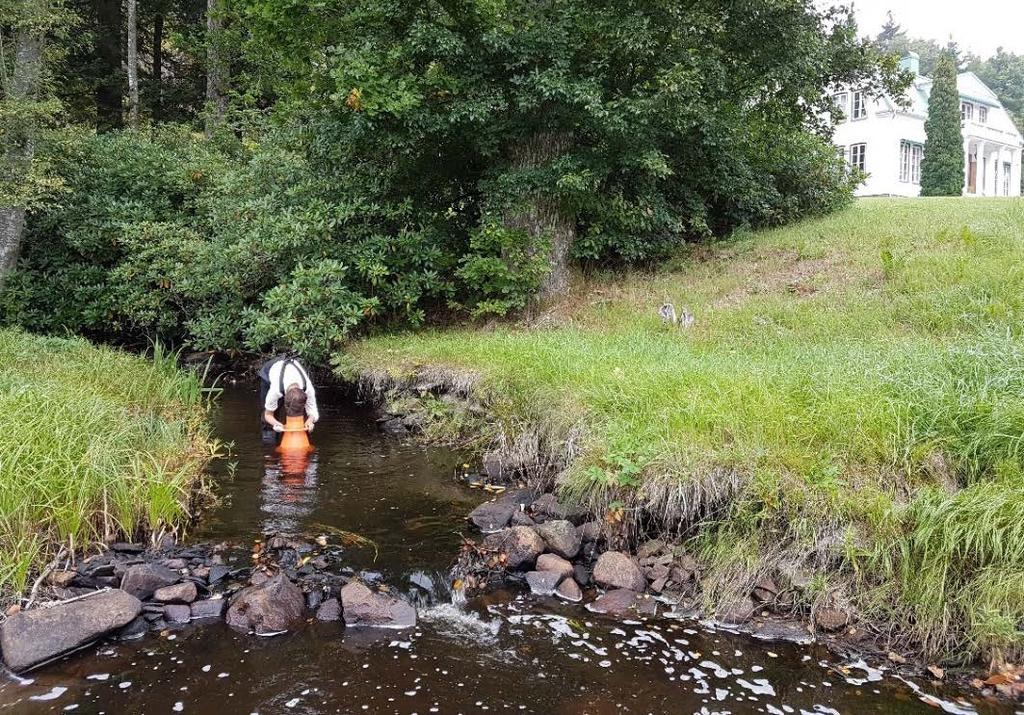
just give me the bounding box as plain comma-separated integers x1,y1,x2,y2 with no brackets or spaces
152,12,163,121
204,0,228,137
503,132,576,301
94,0,123,131
126,0,139,127
0,23,45,282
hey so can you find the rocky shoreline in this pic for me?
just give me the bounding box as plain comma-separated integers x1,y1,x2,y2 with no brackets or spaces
359,365,1024,702
0,533,417,673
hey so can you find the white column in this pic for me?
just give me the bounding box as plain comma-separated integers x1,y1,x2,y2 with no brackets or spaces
978,141,987,195
1012,148,1022,197
992,146,1002,196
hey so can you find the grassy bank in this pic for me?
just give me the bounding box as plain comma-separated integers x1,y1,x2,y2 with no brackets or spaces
350,197,1024,664
0,330,216,600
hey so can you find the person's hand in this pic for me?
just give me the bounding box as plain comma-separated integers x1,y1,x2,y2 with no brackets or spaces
273,423,284,433
305,418,315,433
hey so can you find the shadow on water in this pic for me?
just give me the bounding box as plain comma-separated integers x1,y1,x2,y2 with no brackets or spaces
0,386,1012,714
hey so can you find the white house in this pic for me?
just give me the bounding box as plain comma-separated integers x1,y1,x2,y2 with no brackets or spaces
833,53,1023,197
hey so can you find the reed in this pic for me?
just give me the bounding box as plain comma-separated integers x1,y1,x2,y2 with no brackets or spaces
0,330,216,600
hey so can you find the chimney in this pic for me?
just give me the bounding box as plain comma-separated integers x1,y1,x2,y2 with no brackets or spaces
899,51,920,76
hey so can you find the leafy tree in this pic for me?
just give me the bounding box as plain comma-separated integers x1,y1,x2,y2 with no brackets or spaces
238,0,900,300
920,52,964,196
873,19,975,76
971,49,1024,133
2,1,906,357
0,0,69,283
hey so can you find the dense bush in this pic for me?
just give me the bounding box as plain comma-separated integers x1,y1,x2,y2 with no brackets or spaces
0,127,542,361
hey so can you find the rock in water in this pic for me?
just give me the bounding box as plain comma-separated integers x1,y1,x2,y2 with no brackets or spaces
225,573,305,634
555,578,583,603
534,520,581,559
163,605,192,624
467,500,516,533
481,526,545,571
120,563,179,600
525,571,561,596
586,589,637,615
593,552,646,593
340,582,416,629
316,598,342,622
190,598,226,620
153,582,198,604
536,553,574,580
1,590,141,672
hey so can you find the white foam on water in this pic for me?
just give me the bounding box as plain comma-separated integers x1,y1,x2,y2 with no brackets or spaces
420,602,501,645
737,677,776,696
29,686,67,701
894,676,977,715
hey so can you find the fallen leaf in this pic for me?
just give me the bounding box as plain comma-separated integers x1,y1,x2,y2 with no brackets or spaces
888,651,907,664
927,665,944,680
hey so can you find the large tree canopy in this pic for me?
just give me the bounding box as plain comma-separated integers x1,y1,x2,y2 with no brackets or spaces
236,0,900,294
2,0,903,359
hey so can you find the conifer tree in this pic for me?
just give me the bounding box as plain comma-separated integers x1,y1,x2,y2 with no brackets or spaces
920,52,964,196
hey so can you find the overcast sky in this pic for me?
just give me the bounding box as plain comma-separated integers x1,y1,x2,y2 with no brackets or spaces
830,0,1024,57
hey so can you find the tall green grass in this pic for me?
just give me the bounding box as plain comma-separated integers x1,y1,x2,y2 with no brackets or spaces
352,197,1024,663
0,330,215,599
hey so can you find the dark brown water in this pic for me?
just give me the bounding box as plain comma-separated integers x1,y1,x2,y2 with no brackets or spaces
0,387,1011,714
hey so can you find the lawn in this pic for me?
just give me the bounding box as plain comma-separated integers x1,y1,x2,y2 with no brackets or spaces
351,197,1024,663
0,330,216,600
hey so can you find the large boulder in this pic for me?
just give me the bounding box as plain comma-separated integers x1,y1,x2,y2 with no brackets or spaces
593,552,646,593
482,526,545,570
225,573,305,634
120,563,179,600
534,520,581,559
340,582,416,629
1,590,141,672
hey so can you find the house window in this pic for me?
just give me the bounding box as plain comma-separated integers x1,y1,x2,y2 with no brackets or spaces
900,141,923,183
979,106,988,123
1004,162,1012,196
850,143,867,171
851,91,867,120
833,93,848,121
961,101,974,121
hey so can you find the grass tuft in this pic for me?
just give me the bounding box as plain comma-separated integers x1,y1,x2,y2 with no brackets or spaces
0,330,216,600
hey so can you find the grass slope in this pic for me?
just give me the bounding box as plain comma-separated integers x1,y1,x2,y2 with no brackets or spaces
0,330,215,599
351,197,1024,664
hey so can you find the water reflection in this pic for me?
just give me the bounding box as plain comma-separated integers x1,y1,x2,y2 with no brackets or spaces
260,448,319,533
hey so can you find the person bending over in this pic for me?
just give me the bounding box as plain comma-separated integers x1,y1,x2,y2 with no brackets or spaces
258,355,319,444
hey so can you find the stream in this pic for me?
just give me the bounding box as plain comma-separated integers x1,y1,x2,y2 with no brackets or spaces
0,386,1013,714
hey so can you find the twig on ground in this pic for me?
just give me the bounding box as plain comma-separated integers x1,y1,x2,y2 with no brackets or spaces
24,546,68,611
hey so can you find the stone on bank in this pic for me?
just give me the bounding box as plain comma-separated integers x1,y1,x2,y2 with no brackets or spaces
1,590,141,672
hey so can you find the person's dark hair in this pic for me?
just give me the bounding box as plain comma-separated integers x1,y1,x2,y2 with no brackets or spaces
283,386,307,417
